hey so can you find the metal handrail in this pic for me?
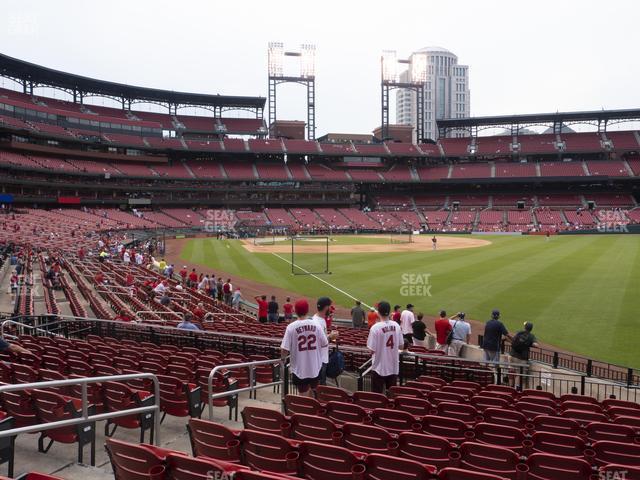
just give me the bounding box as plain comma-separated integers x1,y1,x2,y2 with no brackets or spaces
0,373,161,445
207,358,286,419
0,319,63,339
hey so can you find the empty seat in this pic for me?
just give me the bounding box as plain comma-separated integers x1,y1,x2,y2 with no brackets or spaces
105,437,163,480
456,442,520,479
325,401,369,425
389,386,427,399
241,407,291,436
370,408,419,434
32,389,96,465
340,422,395,455
284,394,324,416
583,422,638,443
103,381,155,443
470,395,511,412
529,431,587,457
429,391,468,405
562,409,608,427
439,467,506,480
364,453,435,480
239,430,299,476
317,386,352,404
532,415,581,436
473,422,526,452
592,440,640,467
516,401,558,420
482,408,527,429
353,391,390,410
526,452,593,480
397,431,455,469
187,418,241,462
393,396,432,417
290,413,340,444
436,402,482,425
156,374,201,421
298,441,363,480
420,415,471,443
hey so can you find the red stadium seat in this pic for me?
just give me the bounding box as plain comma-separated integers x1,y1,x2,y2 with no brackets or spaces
455,442,521,479
583,422,639,443
353,391,391,410
526,453,593,480
341,422,396,454
284,394,325,416
156,374,201,421
298,441,364,480
482,408,527,429
32,389,96,465
187,418,241,462
105,438,164,480
528,431,587,457
241,407,291,436
592,440,640,467
420,415,471,444
290,413,341,444
317,386,352,404
473,422,526,452
370,408,419,434
397,431,455,469
439,467,506,480
393,396,432,417
238,430,299,475
325,401,369,425
103,381,155,443
436,402,483,425
531,415,581,436
364,453,436,480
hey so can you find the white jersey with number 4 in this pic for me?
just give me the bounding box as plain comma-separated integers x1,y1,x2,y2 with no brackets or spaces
281,318,328,380
367,319,404,377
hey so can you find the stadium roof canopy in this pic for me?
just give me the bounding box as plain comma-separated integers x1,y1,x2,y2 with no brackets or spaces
0,53,265,111
437,109,640,137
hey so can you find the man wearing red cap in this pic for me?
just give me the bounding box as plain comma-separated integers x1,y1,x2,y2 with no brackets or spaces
281,299,337,397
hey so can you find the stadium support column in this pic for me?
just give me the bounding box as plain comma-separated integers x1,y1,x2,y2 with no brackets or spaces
307,78,316,141
381,83,390,142
268,77,277,133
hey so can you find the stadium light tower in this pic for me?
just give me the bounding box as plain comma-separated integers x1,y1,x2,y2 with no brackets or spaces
267,42,316,140
381,50,427,142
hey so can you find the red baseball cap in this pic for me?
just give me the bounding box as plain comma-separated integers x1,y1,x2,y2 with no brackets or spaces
295,299,309,317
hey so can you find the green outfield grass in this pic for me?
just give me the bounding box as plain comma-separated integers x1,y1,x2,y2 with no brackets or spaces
179,234,640,367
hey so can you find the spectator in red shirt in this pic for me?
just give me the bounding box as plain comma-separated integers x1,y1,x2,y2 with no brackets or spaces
125,273,134,287
188,269,198,288
392,305,401,324
255,295,268,323
192,302,206,320
94,272,105,284
283,297,294,322
78,247,85,261
179,266,188,284
434,310,453,351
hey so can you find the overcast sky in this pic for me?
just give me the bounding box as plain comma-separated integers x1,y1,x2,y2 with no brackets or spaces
1,0,639,135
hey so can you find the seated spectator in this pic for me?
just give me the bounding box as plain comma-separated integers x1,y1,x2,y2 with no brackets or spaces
192,302,206,320
177,313,200,331
153,280,168,296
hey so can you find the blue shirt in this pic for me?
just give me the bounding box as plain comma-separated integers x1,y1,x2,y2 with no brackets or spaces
482,319,508,351
177,321,200,331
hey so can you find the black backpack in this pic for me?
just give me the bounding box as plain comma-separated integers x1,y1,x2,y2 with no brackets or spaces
326,349,345,379
511,331,531,354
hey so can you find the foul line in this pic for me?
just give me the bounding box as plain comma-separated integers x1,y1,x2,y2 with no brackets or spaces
271,252,373,310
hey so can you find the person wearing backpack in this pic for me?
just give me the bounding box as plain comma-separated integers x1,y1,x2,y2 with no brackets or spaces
509,322,540,388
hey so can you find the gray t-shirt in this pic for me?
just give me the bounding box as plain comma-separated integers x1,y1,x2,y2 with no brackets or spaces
449,319,471,342
351,306,365,326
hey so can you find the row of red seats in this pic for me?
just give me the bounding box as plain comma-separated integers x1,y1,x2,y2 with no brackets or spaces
188,414,640,480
